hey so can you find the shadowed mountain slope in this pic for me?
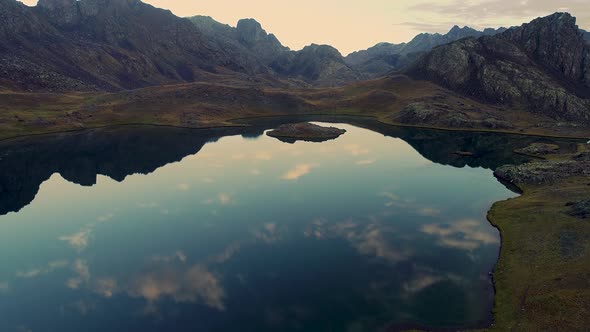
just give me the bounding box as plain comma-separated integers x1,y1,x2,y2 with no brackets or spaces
0,0,359,92
0,0,267,92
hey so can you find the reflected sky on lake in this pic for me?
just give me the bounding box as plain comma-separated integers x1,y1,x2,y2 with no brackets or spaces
0,122,518,332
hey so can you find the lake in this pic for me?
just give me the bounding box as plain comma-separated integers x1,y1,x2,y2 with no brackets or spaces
0,117,564,332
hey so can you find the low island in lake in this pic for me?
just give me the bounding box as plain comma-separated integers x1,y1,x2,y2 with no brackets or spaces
266,122,347,143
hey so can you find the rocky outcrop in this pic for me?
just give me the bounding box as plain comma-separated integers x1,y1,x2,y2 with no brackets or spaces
266,122,346,143
494,160,590,185
345,26,506,78
395,102,513,129
408,13,590,124
515,143,560,156
498,13,590,89
567,199,590,219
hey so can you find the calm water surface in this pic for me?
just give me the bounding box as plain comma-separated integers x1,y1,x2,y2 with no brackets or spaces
0,119,538,331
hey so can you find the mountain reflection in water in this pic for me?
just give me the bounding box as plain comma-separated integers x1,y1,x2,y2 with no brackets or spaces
0,117,581,332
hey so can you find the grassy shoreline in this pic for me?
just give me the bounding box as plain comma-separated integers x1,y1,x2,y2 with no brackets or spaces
487,142,590,331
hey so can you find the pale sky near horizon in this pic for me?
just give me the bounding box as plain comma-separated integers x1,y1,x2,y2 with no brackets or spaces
19,0,590,55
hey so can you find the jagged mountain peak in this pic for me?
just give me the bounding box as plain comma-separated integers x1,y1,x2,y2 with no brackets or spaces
188,15,358,86
407,12,590,123
499,11,588,86
448,25,470,32
235,18,286,51
301,43,342,56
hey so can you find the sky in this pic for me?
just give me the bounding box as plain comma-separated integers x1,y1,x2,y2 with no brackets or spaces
19,0,590,55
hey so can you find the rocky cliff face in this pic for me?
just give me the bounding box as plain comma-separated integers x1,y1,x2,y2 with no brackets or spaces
345,26,506,78
408,13,590,124
236,18,288,64
498,13,589,89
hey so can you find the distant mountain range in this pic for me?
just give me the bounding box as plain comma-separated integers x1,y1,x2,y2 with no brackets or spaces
1,0,589,122
0,0,361,92
188,16,360,86
0,0,518,92
345,26,507,77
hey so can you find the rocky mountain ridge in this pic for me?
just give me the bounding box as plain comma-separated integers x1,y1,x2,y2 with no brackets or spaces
0,0,359,92
0,0,262,91
345,25,507,77
188,16,360,86
407,12,590,124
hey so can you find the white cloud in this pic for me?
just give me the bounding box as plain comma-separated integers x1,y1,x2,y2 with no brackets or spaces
128,265,226,311
421,219,499,250
17,260,69,278
94,278,117,298
176,183,191,191
66,259,90,289
344,144,369,156
152,251,188,263
416,207,441,217
97,213,115,222
403,275,443,294
137,202,158,209
281,163,317,180
405,0,590,33
253,223,282,244
305,218,410,263
59,228,92,251
379,192,401,207
255,151,273,161
218,193,232,205
356,159,376,166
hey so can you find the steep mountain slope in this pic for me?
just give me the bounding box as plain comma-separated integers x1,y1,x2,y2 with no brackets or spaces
0,0,263,92
345,26,506,77
0,0,358,92
188,16,360,86
583,29,590,41
407,13,590,124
